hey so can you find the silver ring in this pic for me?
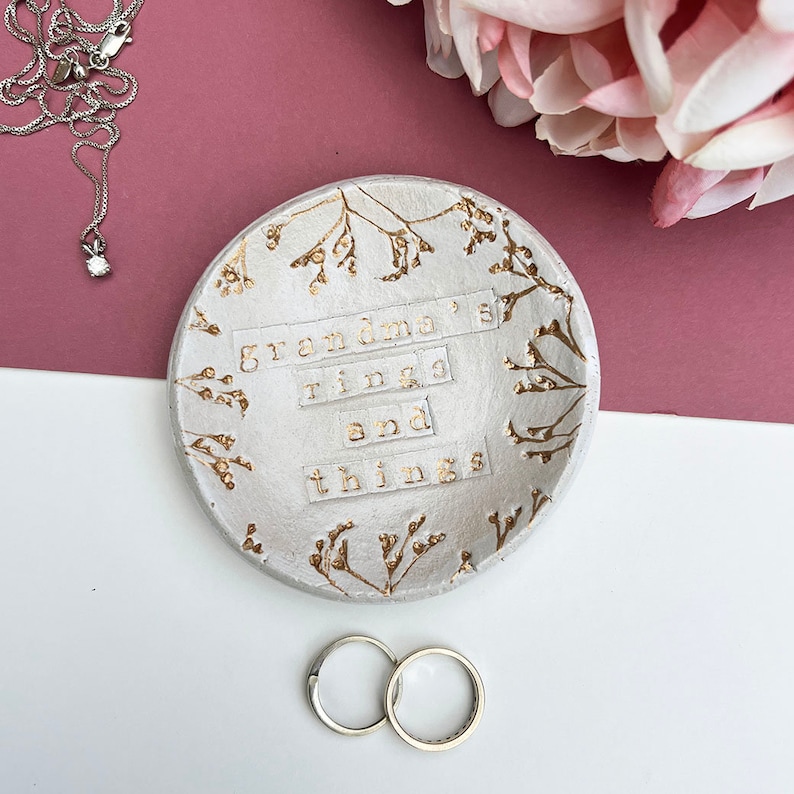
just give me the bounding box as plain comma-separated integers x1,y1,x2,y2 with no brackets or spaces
384,646,485,751
307,635,403,736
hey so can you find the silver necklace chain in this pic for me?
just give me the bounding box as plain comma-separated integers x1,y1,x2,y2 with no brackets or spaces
0,0,144,277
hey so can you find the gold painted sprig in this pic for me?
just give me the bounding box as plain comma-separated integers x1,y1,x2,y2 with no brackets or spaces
175,367,249,417
488,507,523,552
309,514,446,597
503,341,585,463
183,431,254,490
489,218,586,363
265,191,359,295
493,219,589,465
458,197,496,255
504,341,585,394
361,189,495,283
488,489,549,552
188,308,221,336
506,394,585,463
214,238,254,297
450,550,474,583
536,313,586,362
263,187,497,293
242,523,263,554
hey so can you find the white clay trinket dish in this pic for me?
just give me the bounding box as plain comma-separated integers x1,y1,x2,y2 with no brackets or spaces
168,175,600,602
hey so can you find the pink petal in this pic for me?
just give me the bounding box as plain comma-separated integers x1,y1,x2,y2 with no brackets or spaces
570,37,614,90
422,0,454,57
598,145,639,162
749,157,794,210
685,167,765,218
446,4,504,93
675,20,794,133
506,23,533,77
535,106,613,151
583,74,653,117
448,4,484,89
465,0,624,35
591,125,636,160
687,105,794,169
477,48,502,95
422,0,465,76
528,31,570,80
749,156,794,208
616,116,668,161
488,79,539,126
738,86,794,124
530,49,591,114
589,123,618,151
650,159,728,227
624,0,678,114
434,0,452,36
478,14,506,51
570,21,633,90
654,1,747,159
425,30,465,77
759,0,794,33
426,46,465,78
549,144,601,157
714,0,759,33
498,25,533,98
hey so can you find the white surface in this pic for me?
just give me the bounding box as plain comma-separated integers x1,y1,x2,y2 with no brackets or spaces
1,367,793,793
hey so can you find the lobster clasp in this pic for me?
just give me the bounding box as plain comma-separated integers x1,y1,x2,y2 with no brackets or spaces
98,21,132,61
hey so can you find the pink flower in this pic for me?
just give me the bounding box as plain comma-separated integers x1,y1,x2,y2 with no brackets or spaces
388,0,794,225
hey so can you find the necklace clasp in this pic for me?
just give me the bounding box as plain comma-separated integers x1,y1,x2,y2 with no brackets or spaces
98,21,132,61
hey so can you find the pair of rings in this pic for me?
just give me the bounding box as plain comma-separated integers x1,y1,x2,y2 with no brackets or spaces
306,634,485,752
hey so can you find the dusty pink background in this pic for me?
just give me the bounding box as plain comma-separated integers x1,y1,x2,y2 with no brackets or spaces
0,1,792,423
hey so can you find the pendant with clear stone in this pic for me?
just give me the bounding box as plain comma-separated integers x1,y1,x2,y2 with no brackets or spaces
86,253,111,277
82,240,111,277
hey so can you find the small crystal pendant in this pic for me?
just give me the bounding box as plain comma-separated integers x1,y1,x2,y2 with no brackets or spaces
82,240,111,277
86,253,111,277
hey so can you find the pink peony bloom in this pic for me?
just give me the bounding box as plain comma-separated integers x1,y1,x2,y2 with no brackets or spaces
388,0,794,225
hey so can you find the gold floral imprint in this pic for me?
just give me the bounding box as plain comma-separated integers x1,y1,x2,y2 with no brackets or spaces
489,488,550,552
309,514,446,597
175,367,249,417
264,187,496,294
188,307,222,336
214,238,254,297
242,523,264,555
450,550,474,584
182,431,254,490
